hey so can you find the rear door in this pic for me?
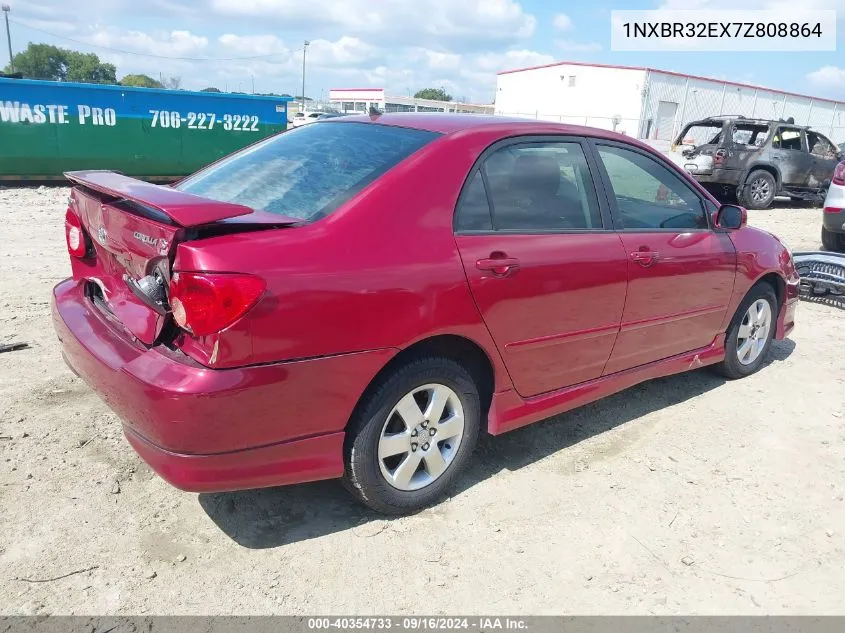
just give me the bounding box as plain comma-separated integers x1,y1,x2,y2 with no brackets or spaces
770,126,812,187
589,141,737,374
454,137,628,398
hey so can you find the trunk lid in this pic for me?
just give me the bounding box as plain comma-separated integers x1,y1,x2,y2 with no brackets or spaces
65,170,297,345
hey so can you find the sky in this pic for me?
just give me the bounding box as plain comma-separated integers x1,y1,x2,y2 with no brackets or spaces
3,0,845,104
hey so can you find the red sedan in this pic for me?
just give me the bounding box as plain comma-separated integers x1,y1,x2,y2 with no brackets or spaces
52,114,799,515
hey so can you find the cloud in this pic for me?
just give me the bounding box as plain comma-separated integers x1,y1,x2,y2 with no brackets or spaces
552,13,573,31
807,66,845,92
6,0,549,102
556,39,603,52
657,0,845,16
85,28,211,58
200,0,536,49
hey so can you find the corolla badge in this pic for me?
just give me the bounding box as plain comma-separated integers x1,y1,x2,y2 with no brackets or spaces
133,231,168,252
97,226,107,245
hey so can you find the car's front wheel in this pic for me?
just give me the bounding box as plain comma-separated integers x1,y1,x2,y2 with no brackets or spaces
742,170,776,210
715,284,777,379
343,356,480,515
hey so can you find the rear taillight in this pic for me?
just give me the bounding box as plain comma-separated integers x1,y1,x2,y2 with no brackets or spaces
824,207,843,213
169,272,266,337
833,162,845,186
714,149,727,166
64,208,89,258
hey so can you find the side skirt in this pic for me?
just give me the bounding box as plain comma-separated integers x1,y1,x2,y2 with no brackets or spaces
487,334,726,436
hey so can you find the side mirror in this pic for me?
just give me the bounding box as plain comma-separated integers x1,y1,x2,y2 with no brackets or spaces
715,204,747,230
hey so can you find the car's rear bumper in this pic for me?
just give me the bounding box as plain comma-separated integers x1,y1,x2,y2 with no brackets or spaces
691,168,744,186
123,426,345,493
52,278,395,492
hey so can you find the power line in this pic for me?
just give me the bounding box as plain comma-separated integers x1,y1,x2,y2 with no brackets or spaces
9,18,289,61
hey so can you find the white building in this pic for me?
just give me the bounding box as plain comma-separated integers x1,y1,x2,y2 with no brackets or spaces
328,88,494,115
495,61,845,146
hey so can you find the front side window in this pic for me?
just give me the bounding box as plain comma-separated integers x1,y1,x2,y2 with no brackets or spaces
480,142,602,231
807,132,838,158
597,144,708,230
176,122,439,221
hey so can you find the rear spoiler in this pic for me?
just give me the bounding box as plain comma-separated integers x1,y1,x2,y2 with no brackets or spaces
64,170,254,228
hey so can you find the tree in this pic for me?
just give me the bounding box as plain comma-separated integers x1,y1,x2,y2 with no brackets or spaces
414,87,452,101
120,74,163,88
5,44,65,80
201,86,221,92
4,43,116,83
162,76,181,90
66,51,116,84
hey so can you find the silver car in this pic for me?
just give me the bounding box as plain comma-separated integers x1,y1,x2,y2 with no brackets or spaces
822,160,845,252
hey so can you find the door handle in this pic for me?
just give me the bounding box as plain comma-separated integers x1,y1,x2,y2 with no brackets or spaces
772,155,783,161
630,251,659,267
476,257,520,276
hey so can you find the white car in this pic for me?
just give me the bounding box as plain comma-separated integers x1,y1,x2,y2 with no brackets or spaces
822,160,845,251
289,111,331,128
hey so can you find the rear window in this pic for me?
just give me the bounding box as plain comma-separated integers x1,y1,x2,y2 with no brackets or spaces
678,123,723,147
176,122,439,221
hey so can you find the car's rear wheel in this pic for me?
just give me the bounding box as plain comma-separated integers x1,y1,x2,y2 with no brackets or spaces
714,284,777,380
343,356,480,515
742,170,776,210
822,226,843,252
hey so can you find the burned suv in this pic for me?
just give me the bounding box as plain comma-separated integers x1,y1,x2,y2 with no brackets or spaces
667,116,842,209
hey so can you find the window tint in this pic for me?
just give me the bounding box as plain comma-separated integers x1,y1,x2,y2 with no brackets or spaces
597,145,708,230
176,122,439,221
808,132,837,158
481,142,602,231
455,171,492,231
773,127,803,151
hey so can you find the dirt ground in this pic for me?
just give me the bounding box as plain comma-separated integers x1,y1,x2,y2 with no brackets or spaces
1,186,843,615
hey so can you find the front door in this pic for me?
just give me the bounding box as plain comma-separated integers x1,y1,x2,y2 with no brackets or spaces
807,131,841,190
591,141,737,374
454,138,628,398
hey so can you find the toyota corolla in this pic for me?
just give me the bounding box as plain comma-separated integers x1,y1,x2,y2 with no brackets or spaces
52,114,799,515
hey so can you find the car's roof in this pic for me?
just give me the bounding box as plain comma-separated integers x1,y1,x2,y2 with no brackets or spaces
693,116,811,129
323,112,637,142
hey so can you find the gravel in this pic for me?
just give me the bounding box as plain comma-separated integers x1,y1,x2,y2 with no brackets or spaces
1,186,844,615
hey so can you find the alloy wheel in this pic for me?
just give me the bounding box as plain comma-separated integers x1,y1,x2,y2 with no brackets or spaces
750,177,771,202
736,298,772,365
377,383,465,491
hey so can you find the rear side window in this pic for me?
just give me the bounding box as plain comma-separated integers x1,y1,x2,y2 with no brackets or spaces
176,122,439,221
455,171,493,231
469,142,602,231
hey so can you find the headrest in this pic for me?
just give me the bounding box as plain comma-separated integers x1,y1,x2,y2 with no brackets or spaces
510,153,561,197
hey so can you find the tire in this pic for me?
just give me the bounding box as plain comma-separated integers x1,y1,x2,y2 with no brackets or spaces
741,170,776,210
822,226,843,252
714,284,778,380
343,356,481,515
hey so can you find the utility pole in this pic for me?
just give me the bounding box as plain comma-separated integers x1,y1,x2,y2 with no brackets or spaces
2,5,12,72
301,40,310,113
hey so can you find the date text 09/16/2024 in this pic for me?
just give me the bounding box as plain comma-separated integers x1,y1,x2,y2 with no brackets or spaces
307,618,529,631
